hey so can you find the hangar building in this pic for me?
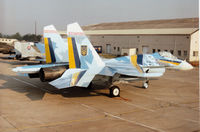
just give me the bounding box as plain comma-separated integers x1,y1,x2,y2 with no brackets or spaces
60,18,199,62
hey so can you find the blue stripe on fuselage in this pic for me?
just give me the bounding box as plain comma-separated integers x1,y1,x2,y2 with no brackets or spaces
48,38,56,63
137,54,143,65
71,37,81,68
159,59,181,63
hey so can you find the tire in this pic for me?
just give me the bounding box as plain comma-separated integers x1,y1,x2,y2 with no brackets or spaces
143,81,149,89
109,86,120,97
16,54,21,60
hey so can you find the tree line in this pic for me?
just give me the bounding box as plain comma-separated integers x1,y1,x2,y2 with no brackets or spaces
0,32,42,42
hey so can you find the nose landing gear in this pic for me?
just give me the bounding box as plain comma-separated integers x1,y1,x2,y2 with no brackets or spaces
143,80,149,89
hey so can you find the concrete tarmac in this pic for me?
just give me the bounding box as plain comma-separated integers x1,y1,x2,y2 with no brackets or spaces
0,53,199,132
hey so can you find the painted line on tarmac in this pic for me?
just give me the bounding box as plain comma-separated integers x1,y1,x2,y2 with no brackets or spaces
130,92,195,109
122,101,155,112
111,96,155,112
0,115,21,132
2,115,105,132
11,77,38,88
104,112,165,132
81,103,165,132
129,91,199,123
183,118,199,123
11,77,52,93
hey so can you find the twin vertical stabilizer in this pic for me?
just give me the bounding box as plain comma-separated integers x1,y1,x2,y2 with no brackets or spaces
43,25,68,63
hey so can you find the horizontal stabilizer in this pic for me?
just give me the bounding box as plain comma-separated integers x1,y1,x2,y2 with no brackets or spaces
12,63,67,74
49,68,86,89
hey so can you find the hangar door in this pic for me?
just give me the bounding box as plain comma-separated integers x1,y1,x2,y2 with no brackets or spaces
142,46,149,54
106,44,111,54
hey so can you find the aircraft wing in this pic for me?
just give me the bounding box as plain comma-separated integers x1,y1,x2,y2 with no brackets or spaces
49,68,86,89
103,55,165,78
12,63,68,74
101,64,165,78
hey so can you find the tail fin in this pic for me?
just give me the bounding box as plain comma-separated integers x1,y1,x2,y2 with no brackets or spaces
43,25,68,63
67,22,104,69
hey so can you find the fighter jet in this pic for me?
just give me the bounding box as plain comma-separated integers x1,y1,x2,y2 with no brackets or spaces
13,41,44,60
12,23,193,97
12,23,164,97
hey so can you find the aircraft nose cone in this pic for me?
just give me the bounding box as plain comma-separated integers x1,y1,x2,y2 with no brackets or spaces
179,60,193,70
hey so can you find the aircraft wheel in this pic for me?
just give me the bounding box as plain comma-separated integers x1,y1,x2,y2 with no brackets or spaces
143,81,149,89
16,54,21,60
109,86,120,97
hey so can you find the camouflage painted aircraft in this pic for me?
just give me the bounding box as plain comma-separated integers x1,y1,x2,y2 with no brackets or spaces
12,23,193,97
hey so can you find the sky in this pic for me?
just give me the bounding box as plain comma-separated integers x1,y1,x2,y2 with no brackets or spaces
0,0,199,35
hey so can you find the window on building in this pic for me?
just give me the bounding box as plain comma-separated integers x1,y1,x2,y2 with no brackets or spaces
117,47,120,52
184,51,187,56
106,44,111,54
178,50,181,56
193,51,198,57
152,49,156,53
114,47,116,50
123,53,128,56
170,50,174,54
158,49,160,52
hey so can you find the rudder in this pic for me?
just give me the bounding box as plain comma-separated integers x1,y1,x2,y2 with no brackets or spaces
67,22,104,70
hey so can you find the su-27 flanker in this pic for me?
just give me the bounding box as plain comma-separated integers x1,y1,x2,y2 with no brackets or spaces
12,23,193,97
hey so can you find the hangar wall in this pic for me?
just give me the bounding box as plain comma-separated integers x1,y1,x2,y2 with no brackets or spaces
89,35,191,60
189,30,199,62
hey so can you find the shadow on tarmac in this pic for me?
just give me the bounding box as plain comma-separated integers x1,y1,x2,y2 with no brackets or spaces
0,74,109,101
0,60,40,65
0,55,143,100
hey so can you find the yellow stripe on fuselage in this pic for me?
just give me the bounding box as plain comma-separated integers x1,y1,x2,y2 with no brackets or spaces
71,72,80,86
68,37,76,68
159,60,180,65
130,55,143,73
131,55,137,67
44,38,52,63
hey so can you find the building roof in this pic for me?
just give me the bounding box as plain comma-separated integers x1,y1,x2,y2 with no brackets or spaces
59,18,199,35
82,18,199,30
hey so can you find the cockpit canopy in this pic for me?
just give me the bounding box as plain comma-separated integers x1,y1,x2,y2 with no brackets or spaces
159,51,178,60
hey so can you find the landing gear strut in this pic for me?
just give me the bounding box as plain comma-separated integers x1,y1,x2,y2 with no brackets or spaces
143,80,149,89
109,85,120,97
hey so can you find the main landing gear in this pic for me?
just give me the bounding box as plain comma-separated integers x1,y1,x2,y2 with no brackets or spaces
109,85,120,97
